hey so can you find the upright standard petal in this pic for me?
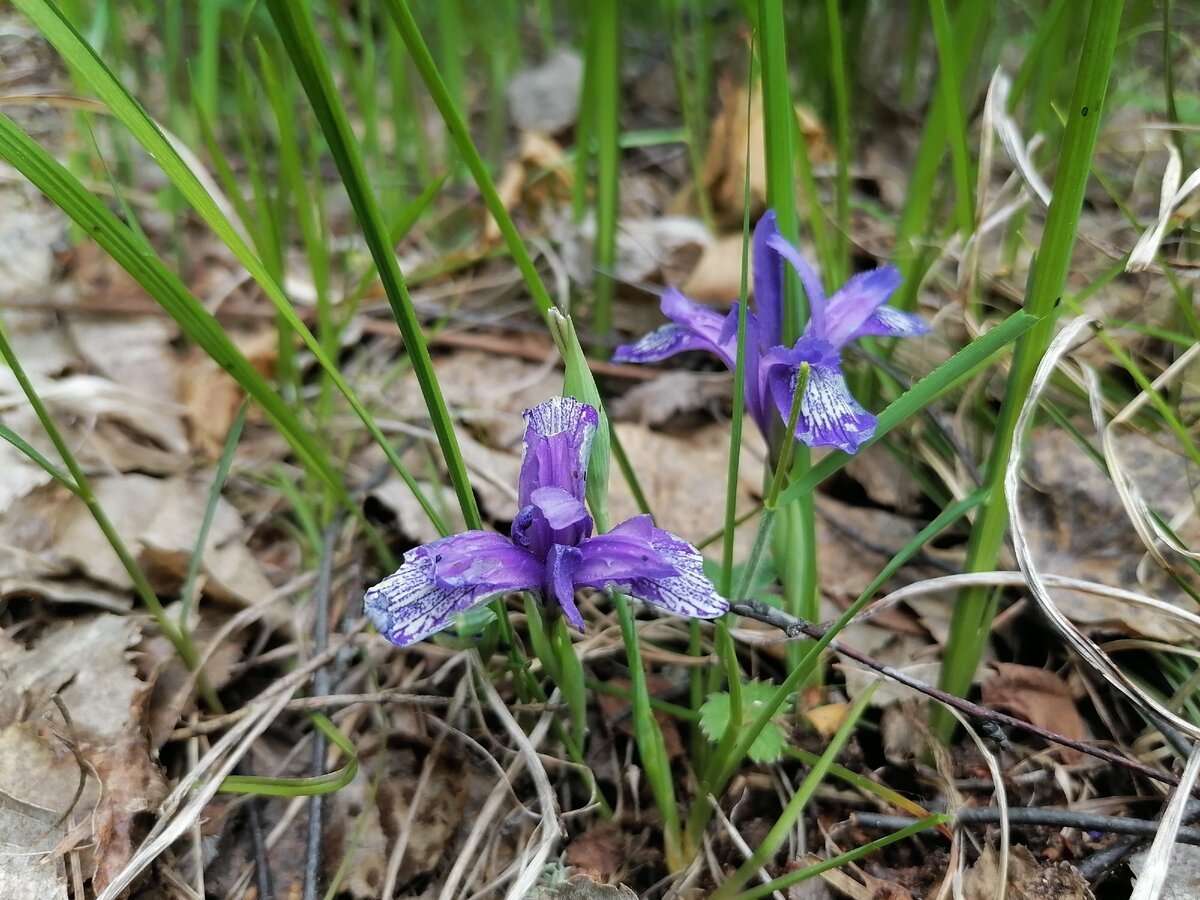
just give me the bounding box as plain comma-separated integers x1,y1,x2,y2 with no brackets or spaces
751,210,785,349
767,359,876,454
576,515,728,619
763,229,829,342
364,531,542,647
847,304,931,341
820,266,903,348
518,396,597,507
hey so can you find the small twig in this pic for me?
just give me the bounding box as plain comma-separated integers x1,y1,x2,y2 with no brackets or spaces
730,600,1186,793
246,792,275,900
1077,799,1200,882
852,807,1200,846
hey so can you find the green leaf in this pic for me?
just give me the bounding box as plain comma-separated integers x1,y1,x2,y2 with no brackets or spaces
700,683,791,765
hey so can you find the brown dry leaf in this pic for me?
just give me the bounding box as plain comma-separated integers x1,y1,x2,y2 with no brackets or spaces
558,212,712,289
0,790,69,900
485,131,573,241
0,614,167,889
1022,428,1200,640
701,78,831,226
0,474,274,609
565,823,626,881
804,702,849,738
609,421,765,562
88,733,168,894
0,368,190,475
680,232,744,301
981,663,1088,763
180,327,277,457
325,739,470,895
609,371,732,427
964,844,1094,900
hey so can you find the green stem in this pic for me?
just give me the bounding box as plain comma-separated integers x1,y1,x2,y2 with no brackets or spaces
935,0,1125,741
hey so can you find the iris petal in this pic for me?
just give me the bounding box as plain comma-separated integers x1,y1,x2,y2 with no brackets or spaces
849,304,931,341
820,266,902,348
768,362,876,454
364,531,542,647
545,543,585,630
576,515,728,619
518,396,597,508
764,231,828,341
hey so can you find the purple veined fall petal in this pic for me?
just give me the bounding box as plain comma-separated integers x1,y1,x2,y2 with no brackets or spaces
364,531,542,647
576,515,728,619
847,304,932,341
767,359,877,454
544,543,585,630
764,230,828,342
819,266,903,348
517,396,597,508
612,287,740,368
611,323,715,364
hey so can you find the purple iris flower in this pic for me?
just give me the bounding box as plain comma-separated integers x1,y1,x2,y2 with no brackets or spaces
613,210,929,453
365,396,729,646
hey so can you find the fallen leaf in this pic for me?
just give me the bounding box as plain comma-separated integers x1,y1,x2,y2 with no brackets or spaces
804,703,849,739
680,232,744,301
507,49,583,135
535,876,639,899
0,790,68,900
566,823,626,881
964,844,1093,900
1130,842,1200,900
325,737,470,895
558,213,712,289
609,371,731,427
981,663,1088,763
1022,428,1200,640
609,421,765,561
0,473,274,610
179,327,277,458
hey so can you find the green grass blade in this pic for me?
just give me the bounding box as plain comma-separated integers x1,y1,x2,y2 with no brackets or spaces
264,0,480,531
13,0,446,537
588,0,620,341
381,0,556,317
775,311,1037,509
0,420,79,493
218,713,358,796
937,0,1125,739
0,111,343,502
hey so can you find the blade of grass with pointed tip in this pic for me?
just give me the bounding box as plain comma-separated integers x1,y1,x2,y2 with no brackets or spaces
12,0,446,536
937,0,1125,740
381,0,555,318
264,0,479,531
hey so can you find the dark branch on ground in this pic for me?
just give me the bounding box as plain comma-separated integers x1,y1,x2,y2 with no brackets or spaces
729,600,1188,794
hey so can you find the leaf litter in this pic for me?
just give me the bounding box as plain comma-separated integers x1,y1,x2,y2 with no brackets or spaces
2,9,1200,900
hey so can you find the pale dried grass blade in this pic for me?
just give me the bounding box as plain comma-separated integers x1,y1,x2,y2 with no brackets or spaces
1128,139,1200,272
1129,742,1200,900
1005,316,1200,741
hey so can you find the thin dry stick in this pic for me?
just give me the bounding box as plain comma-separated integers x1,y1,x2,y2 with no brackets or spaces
852,808,1200,846
729,600,1186,793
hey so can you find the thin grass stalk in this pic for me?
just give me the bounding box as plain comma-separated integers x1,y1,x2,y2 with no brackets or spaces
589,0,620,342
927,0,975,238
710,684,876,898
265,0,481,532
13,0,446,538
935,0,1126,740
823,0,851,283
756,0,820,666
382,0,556,318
